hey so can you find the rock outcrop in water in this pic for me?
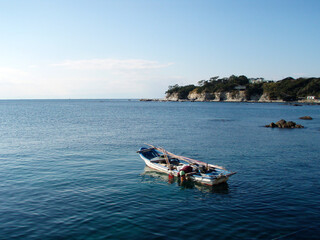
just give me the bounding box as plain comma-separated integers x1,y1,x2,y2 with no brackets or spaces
265,119,304,128
299,116,313,120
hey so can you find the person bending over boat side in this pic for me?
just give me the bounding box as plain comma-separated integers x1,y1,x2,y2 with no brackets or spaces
179,170,186,183
178,165,197,182
181,165,193,175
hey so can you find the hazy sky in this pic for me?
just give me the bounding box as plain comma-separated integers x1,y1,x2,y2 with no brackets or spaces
0,0,319,99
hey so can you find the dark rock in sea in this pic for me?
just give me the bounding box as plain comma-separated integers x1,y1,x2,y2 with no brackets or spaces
265,119,304,128
265,122,277,128
299,116,313,120
140,98,163,102
288,121,298,128
276,119,287,128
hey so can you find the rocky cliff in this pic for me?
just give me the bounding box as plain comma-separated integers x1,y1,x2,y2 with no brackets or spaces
165,92,180,101
165,90,276,102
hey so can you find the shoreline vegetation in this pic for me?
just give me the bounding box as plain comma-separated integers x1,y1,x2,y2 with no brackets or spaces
141,75,320,103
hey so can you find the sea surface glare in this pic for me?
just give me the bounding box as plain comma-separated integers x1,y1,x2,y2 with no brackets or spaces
0,100,319,240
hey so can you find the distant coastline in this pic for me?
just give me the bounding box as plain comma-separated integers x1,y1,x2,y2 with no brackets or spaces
144,75,320,103
139,98,320,104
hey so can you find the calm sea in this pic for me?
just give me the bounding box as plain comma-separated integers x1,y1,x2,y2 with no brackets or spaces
0,100,319,240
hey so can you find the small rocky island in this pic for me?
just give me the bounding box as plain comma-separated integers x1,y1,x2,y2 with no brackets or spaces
299,116,313,120
265,119,304,128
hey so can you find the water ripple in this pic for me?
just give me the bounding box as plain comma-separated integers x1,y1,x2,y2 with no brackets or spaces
0,100,320,239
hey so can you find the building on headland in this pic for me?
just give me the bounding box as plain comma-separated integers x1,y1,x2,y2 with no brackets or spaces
249,78,273,84
307,96,315,100
305,96,320,103
249,78,264,84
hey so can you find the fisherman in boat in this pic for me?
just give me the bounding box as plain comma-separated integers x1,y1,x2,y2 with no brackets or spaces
178,165,197,181
181,165,193,175
179,170,186,183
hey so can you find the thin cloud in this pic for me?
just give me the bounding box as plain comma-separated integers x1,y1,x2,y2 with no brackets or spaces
51,58,174,70
0,67,29,85
0,67,28,76
0,61,175,98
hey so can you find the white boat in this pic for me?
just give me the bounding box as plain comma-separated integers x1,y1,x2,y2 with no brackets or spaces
137,145,236,186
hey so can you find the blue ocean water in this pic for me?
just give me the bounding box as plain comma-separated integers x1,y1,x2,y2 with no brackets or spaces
0,100,319,240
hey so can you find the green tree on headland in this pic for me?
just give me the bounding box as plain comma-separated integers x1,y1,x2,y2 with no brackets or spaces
166,84,196,99
263,77,320,101
194,75,249,94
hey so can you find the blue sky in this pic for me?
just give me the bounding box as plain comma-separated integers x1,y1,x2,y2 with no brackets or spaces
0,0,319,99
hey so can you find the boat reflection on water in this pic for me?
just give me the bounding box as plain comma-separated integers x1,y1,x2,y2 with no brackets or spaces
141,166,229,194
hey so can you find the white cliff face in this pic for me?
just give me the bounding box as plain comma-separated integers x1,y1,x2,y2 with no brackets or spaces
166,90,280,102
258,93,271,102
188,90,215,101
258,93,284,102
168,90,247,101
213,92,223,101
210,91,246,101
257,93,269,102
187,90,246,101
225,91,246,102
212,92,222,101
165,92,179,101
